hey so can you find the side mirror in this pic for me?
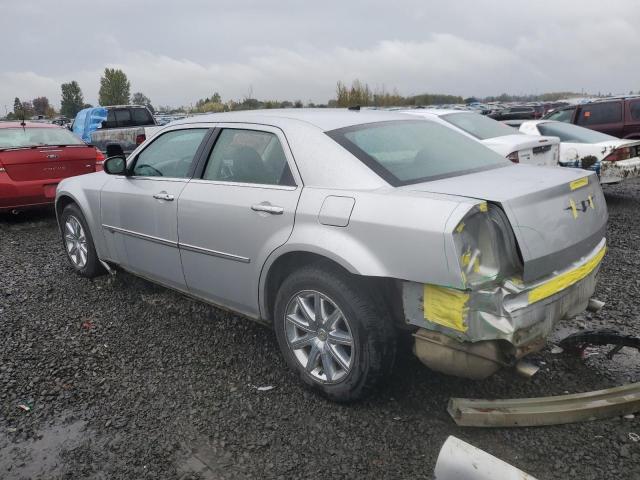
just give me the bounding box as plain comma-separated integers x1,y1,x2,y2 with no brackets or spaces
103,156,127,175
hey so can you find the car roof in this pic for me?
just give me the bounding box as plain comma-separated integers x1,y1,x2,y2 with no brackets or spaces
169,108,418,132
0,122,60,129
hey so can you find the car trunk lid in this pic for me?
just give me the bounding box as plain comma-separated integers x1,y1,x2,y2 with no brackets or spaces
403,164,607,282
482,135,560,166
0,145,97,182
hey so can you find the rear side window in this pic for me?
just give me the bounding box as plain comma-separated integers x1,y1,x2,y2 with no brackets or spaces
132,128,208,178
114,109,132,127
327,120,508,186
202,129,295,186
545,108,575,123
629,101,640,121
131,108,154,126
577,102,622,125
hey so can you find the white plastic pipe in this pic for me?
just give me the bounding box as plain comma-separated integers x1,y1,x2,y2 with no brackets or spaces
435,436,537,480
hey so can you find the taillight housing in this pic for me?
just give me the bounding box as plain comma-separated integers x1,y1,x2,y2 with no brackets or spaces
506,151,519,163
135,134,146,145
95,148,105,172
603,147,632,163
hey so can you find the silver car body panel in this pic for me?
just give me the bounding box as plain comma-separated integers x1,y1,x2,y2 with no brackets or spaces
56,109,608,353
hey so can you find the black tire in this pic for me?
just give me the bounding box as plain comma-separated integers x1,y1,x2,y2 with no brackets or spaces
60,203,105,278
274,262,396,402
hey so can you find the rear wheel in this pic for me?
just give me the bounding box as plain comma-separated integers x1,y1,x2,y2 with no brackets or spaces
274,263,396,402
60,203,104,278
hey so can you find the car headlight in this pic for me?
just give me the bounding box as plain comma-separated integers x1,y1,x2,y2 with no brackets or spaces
453,202,522,288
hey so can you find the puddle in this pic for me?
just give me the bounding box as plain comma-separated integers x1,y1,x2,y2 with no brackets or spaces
176,436,237,480
0,418,89,480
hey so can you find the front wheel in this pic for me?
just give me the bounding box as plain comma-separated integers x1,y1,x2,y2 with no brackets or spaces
60,203,105,278
274,263,396,402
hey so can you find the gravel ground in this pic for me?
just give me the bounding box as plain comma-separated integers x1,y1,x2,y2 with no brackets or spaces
1,179,640,479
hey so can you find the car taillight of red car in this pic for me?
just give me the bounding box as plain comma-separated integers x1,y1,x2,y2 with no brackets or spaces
135,134,146,145
603,147,632,163
95,148,105,171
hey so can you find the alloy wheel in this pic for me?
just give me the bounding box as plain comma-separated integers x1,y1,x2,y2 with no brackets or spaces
64,215,88,268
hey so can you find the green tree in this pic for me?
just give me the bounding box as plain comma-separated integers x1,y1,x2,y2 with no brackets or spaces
131,92,154,112
32,96,50,116
98,68,131,105
13,97,22,115
60,81,85,118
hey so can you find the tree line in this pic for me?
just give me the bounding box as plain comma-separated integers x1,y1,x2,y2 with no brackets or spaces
6,69,637,121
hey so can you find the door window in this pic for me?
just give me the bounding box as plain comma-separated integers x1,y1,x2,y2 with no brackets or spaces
132,128,208,178
202,129,295,186
131,108,154,126
577,102,622,126
629,101,640,121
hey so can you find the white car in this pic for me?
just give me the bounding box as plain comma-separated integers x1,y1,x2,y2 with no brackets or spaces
402,109,560,166
518,120,640,184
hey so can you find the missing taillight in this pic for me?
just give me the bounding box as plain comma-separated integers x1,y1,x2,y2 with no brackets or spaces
604,147,632,163
506,151,519,163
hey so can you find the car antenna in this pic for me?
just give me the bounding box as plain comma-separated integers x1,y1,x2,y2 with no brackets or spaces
348,105,361,111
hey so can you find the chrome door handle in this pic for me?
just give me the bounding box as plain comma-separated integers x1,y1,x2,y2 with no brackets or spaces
251,203,284,215
153,193,174,201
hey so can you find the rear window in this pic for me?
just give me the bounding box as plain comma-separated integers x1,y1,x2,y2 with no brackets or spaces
510,107,533,113
441,112,519,140
0,127,85,149
544,107,575,123
132,108,154,126
577,102,623,126
327,120,508,186
537,122,618,143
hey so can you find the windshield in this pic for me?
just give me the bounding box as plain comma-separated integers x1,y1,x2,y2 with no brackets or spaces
537,122,618,143
0,127,85,149
441,112,520,140
327,120,509,186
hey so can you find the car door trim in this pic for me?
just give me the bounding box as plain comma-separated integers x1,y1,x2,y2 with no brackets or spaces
102,224,177,248
178,242,251,263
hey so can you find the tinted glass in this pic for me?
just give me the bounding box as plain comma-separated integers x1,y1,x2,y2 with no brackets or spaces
511,107,532,113
132,129,207,178
629,101,640,121
442,112,519,140
203,129,295,186
577,102,622,125
537,122,618,143
545,108,575,122
114,109,132,127
328,120,508,186
132,108,154,126
0,127,85,149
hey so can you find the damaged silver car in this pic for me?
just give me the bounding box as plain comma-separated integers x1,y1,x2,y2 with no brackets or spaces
55,110,608,401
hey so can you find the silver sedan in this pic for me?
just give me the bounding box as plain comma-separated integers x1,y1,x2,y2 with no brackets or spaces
56,109,608,401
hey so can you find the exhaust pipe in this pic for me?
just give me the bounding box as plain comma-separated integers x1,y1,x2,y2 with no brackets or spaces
587,298,605,313
435,436,537,480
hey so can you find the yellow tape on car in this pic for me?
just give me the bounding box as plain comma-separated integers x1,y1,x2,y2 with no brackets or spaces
528,245,606,304
570,177,589,191
423,285,469,332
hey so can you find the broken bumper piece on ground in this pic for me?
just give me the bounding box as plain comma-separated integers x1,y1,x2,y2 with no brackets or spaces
404,239,606,379
448,382,640,427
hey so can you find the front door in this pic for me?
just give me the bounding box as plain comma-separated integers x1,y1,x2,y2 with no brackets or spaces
177,126,302,317
100,127,210,290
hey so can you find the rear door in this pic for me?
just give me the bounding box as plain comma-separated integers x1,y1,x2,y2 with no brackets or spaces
576,101,624,137
100,126,211,290
177,124,302,317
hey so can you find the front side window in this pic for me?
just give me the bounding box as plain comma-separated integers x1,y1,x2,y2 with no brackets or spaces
441,112,519,140
327,120,508,186
132,128,208,178
202,129,295,186
537,122,617,143
544,107,575,123
577,102,623,125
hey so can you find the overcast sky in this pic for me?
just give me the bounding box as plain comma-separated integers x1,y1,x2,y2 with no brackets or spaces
1,0,639,111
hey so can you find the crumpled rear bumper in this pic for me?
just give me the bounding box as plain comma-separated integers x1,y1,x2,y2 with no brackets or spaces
600,157,640,184
403,238,606,352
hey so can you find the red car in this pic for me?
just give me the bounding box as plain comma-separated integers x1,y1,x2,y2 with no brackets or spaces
0,122,104,213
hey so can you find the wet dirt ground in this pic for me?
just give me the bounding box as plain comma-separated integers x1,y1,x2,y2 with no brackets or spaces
1,179,640,479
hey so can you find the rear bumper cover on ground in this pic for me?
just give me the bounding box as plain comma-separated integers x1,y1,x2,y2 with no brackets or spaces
403,238,606,350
